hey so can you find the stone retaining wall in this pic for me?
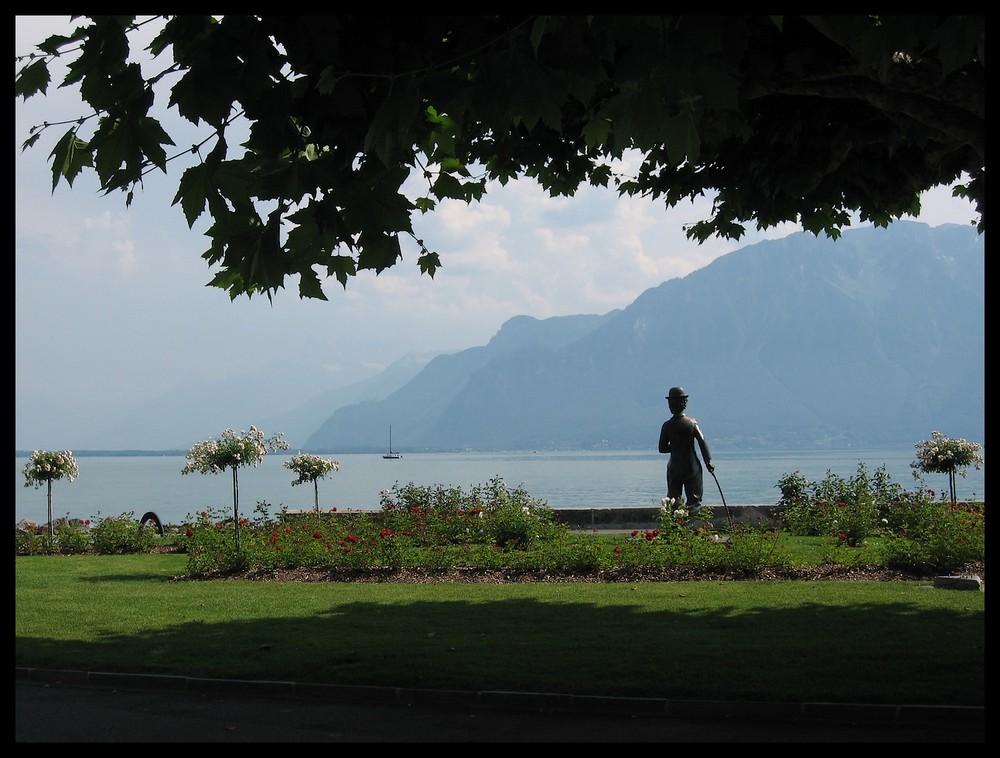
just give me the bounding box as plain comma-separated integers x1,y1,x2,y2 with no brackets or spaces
283,505,784,531
552,505,783,531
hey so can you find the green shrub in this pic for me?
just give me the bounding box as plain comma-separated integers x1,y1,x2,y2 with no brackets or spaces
23,474,978,579
15,528,53,556
378,476,563,549
875,501,985,573
90,512,158,554
14,516,92,555
712,525,792,574
52,516,93,554
775,464,984,573
182,508,250,575
776,463,905,546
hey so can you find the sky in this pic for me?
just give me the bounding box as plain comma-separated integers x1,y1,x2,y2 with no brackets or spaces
14,16,982,451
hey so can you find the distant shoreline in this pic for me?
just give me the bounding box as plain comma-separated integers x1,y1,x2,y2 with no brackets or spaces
13,444,942,458
15,450,189,458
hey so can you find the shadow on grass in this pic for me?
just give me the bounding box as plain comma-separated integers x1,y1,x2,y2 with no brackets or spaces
16,592,983,707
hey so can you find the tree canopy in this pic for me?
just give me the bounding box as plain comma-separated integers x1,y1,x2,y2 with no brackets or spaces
16,15,984,302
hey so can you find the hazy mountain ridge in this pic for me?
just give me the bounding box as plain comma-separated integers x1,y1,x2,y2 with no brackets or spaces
77,352,445,451
306,313,617,451
305,222,984,453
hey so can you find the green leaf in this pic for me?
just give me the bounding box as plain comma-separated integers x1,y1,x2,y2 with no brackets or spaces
345,172,415,236
661,112,701,165
48,129,92,190
325,255,357,288
356,231,402,273
364,78,421,166
173,164,210,227
92,121,138,191
135,116,176,172
417,250,441,277
506,51,553,131
529,16,551,55
20,133,41,151
588,164,612,188
582,118,611,149
15,59,51,99
316,65,340,95
431,172,485,204
37,32,80,57
296,268,328,300
415,196,436,213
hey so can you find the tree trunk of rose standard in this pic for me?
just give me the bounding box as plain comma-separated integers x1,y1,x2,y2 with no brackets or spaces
231,466,241,551
46,480,53,539
314,479,320,513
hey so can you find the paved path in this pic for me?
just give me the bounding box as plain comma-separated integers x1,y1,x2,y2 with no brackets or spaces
16,670,983,743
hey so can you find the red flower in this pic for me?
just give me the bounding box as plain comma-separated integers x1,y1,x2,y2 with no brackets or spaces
631,530,639,537
346,534,359,543
614,546,622,554
645,531,655,541
200,511,208,517
185,528,194,537
838,532,847,540
313,531,323,539
380,528,393,538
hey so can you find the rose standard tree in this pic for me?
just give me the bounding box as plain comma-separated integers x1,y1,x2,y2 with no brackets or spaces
22,450,80,538
284,453,340,513
911,431,984,505
182,426,288,548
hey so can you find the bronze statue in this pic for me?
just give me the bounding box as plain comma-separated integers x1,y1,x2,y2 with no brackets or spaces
658,386,714,509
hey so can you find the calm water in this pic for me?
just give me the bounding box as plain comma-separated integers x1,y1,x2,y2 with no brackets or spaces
15,448,985,526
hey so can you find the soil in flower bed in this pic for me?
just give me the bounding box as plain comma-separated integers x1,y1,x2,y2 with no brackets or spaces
189,561,985,584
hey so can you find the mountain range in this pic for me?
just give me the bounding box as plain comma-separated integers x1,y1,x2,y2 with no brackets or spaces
302,221,984,453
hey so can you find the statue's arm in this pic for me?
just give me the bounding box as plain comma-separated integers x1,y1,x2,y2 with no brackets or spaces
695,423,714,472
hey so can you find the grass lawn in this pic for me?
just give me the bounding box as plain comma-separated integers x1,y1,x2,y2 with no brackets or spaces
15,554,984,707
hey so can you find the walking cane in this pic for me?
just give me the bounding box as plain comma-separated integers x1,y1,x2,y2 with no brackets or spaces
710,468,735,531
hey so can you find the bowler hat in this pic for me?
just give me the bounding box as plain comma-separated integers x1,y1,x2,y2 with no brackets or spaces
666,386,688,399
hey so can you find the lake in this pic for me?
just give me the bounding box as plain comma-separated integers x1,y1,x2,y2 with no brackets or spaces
15,448,985,526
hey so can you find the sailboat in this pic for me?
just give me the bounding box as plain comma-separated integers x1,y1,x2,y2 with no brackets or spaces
383,426,402,459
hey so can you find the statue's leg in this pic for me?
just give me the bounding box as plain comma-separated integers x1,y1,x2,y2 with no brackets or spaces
688,470,705,510
666,472,683,500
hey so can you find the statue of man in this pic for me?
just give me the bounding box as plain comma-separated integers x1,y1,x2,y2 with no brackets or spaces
658,386,714,510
